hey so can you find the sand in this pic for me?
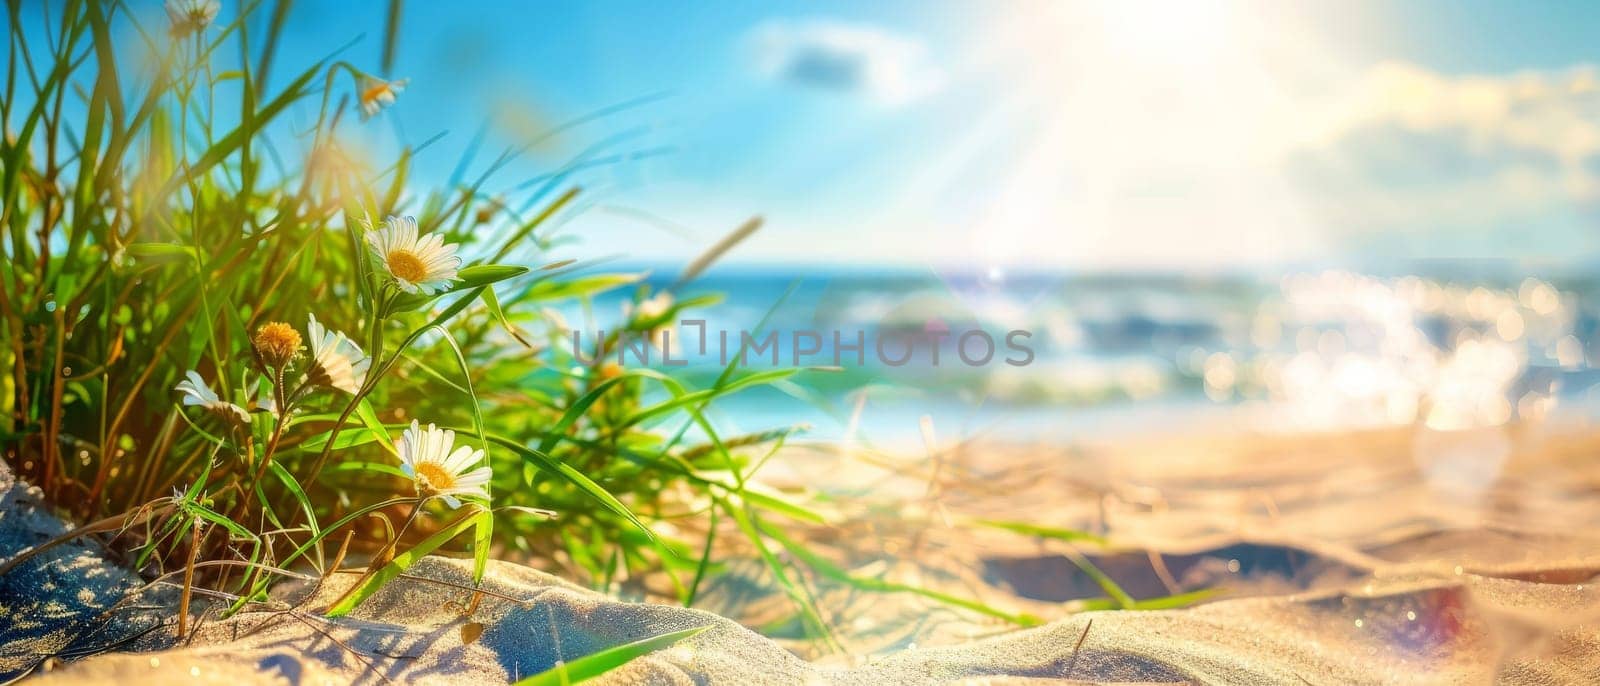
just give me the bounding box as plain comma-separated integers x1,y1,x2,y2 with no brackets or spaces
6,419,1600,684
17,557,1600,684
0,460,171,680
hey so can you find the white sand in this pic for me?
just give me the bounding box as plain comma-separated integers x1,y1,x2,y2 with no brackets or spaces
0,460,169,680
7,422,1600,684
18,556,1600,684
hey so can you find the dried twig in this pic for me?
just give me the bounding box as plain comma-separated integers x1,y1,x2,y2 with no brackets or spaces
178,521,203,636
0,501,176,578
1065,618,1093,678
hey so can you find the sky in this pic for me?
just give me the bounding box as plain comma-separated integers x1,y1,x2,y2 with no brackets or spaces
127,1,1600,270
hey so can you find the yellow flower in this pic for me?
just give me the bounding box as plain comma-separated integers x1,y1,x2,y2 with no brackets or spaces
365,215,461,294
397,420,491,508
252,321,302,369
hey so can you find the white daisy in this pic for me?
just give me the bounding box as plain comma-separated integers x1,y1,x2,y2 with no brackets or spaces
175,371,250,426
358,75,409,120
365,216,461,294
628,293,677,351
165,0,219,35
630,292,673,322
306,314,370,395
396,420,491,508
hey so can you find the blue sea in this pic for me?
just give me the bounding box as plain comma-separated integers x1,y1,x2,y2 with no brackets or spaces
565,263,1600,450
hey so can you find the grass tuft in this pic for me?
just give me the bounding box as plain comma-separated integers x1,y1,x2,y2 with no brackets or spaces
0,5,1216,679
0,0,820,645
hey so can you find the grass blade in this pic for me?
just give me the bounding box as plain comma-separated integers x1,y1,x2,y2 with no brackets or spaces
511,625,712,686
490,435,656,544
326,507,488,616
975,519,1108,546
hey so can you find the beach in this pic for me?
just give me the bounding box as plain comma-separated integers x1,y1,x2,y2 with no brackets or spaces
9,415,1600,684
8,0,1600,682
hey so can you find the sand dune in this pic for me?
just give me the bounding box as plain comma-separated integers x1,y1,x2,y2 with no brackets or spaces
17,556,1599,684
7,421,1600,684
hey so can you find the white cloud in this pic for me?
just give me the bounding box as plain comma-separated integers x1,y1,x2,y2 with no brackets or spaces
749,20,942,106
1325,62,1600,163
727,6,1600,266
1289,62,1600,254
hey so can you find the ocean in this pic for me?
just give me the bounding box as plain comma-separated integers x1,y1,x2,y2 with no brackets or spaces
561,263,1600,450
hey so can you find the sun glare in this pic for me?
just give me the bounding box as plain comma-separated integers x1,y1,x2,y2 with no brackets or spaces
937,0,1341,268
1097,0,1233,65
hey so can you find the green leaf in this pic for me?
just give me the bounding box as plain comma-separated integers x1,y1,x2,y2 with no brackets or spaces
153,53,325,198
452,264,528,290
1061,548,1135,609
737,489,828,525
269,461,321,545
232,497,416,614
720,499,838,641
183,444,222,500
489,435,656,544
473,509,493,586
184,503,256,540
623,369,800,428
356,397,397,455
481,286,533,348
126,242,196,260
522,273,644,301
974,519,1108,546
1128,588,1221,610
536,375,628,454
496,505,558,520
491,187,579,263
328,461,408,478
511,625,712,686
298,426,385,452
761,523,1041,626
430,324,493,587
325,508,489,617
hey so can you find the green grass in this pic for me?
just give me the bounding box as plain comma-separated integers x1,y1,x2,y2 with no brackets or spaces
0,3,1216,679
0,0,831,639
512,624,712,686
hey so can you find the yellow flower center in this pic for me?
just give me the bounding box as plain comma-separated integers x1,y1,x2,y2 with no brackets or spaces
362,83,392,105
413,462,456,493
386,249,428,283
252,321,302,368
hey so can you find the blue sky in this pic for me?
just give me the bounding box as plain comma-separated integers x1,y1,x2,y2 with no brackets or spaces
116,1,1600,269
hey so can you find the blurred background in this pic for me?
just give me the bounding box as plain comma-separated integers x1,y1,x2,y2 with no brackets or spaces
211,0,1600,450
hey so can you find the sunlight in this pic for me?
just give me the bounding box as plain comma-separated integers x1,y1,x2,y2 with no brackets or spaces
938,1,1341,268
8,3,1600,683
1096,0,1233,65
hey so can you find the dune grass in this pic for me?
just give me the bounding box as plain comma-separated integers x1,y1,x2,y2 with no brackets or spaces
0,2,1216,678
511,625,712,686
0,0,843,639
